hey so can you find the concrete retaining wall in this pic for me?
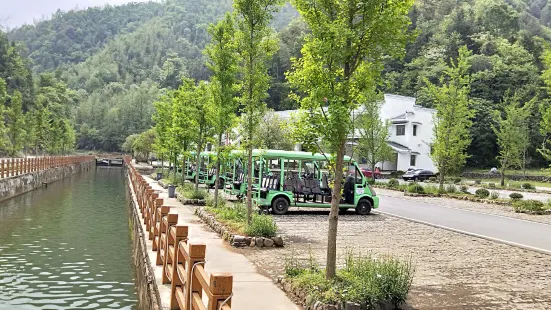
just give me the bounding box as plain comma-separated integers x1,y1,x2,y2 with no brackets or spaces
0,160,95,202
125,168,162,310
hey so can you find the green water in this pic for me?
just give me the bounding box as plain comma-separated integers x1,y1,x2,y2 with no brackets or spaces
0,168,137,309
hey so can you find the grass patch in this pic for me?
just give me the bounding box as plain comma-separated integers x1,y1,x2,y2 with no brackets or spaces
512,200,550,215
285,250,414,308
177,183,207,200
205,202,277,237
466,168,549,177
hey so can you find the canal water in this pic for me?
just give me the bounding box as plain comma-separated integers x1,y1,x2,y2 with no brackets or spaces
0,168,137,309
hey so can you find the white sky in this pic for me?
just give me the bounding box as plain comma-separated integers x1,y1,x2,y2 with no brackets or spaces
1,0,152,29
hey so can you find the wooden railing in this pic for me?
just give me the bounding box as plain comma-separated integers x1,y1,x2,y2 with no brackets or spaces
0,156,95,179
125,158,234,310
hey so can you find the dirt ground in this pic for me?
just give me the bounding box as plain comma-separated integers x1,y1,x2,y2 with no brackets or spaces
234,207,551,309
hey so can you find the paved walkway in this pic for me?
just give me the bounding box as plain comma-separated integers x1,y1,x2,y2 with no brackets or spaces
378,194,551,254
134,175,298,310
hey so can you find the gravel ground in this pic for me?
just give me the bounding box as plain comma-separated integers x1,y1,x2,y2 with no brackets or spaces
234,208,551,309
377,188,551,225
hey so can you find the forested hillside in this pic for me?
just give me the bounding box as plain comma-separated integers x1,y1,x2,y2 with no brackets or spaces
3,0,551,168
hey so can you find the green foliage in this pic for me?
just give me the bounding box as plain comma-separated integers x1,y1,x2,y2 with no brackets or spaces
493,93,532,185
488,183,496,188
453,178,462,184
256,110,294,150
407,183,425,194
388,178,400,188
286,250,414,307
509,192,524,200
445,184,457,194
425,46,474,186
460,185,469,193
356,95,394,180
522,182,535,189
245,214,278,238
133,129,156,162
206,202,277,237
512,199,549,214
490,191,500,200
475,188,490,198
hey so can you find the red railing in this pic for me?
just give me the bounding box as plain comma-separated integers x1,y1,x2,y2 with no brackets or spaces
0,156,95,179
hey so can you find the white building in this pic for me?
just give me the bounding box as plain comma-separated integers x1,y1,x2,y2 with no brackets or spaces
228,94,437,172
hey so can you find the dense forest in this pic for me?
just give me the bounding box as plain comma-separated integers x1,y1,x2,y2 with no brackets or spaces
2,0,551,169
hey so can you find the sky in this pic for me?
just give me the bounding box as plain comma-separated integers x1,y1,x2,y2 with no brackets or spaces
1,0,151,29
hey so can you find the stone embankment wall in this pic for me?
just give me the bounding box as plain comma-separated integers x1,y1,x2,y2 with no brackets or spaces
0,160,95,202
125,167,162,310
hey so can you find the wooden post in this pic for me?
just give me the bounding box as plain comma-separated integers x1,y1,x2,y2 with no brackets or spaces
187,243,206,310
149,198,164,240
208,273,233,310
163,225,188,284
1,159,4,178
155,213,178,265
152,205,171,251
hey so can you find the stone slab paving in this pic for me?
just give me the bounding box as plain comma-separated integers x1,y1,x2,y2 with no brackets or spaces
137,175,299,310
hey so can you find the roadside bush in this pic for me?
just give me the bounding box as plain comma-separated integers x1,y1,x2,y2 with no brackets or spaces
445,184,457,194
509,192,523,200
206,193,226,208
407,183,425,194
489,191,499,200
428,176,437,182
512,200,549,214
388,178,399,188
245,214,277,237
286,250,414,308
521,183,535,190
189,189,207,200
475,188,490,198
453,177,461,184
488,183,496,188
424,185,439,195
474,180,481,185
460,185,469,193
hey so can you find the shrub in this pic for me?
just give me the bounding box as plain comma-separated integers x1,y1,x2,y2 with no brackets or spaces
453,177,461,184
460,185,469,193
286,251,414,308
189,189,207,200
488,183,496,188
245,214,277,237
388,178,399,188
521,183,535,190
475,188,490,198
445,184,457,194
509,192,523,200
407,183,425,194
474,180,481,185
424,185,439,195
206,193,226,208
512,200,549,214
489,191,499,200
428,176,437,182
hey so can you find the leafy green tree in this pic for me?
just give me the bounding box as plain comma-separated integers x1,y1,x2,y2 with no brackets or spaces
122,134,140,155
257,111,294,150
189,80,214,190
206,12,239,206
356,95,394,182
492,94,531,186
5,90,25,156
288,0,413,279
133,129,156,163
424,46,474,190
234,0,284,223
0,78,8,153
152,91,175,175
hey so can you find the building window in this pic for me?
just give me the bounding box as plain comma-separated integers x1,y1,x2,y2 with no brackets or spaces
413,125,417,136
396,125,405,136
410,155,416,166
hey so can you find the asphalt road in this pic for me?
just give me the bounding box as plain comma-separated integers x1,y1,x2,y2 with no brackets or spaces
377,193,551,254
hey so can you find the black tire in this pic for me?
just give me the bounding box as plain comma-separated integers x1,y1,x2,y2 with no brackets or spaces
413,176,418,182
272,197,289,215
355,199,372,215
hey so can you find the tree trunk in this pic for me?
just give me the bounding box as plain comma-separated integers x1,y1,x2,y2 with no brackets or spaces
182,157,186,184
161,156,164,176
371,163,376,183
246,145,253,225
438,167,445,192
326,141,346,280
214,133,223,207
174,152,178,183
500,165,506,187
195,142,202,191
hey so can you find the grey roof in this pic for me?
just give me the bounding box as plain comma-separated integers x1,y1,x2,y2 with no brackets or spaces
387,141,410,151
